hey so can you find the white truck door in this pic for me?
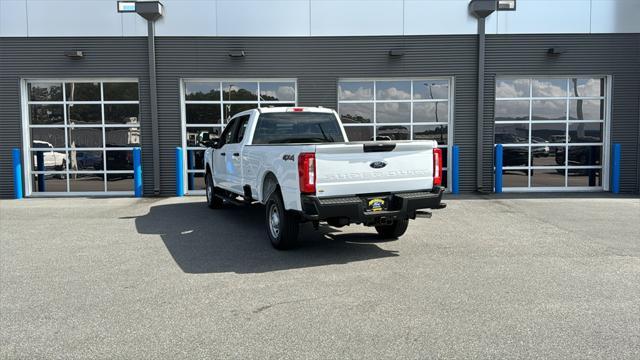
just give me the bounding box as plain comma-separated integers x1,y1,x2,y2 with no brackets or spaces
225,114,250,194
212,118,239,190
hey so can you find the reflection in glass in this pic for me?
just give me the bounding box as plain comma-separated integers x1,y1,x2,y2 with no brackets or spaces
29,104,64,125
185,82,220,101
105,127,140,147
186,104,222,124
69,150,103,171
494,123,528,144
413,125,448,143
532,100,566,120
344,126,373,142
105,104,139,124
31,174,67,192
187,172,206,191
531,122,566,143
569,99,604,120
568,168,601,187
31,150,67,172
67,104,101,124
413,102,448,123
570,78,604,97
106,150,133,170
222,82,258,101
339,103,373,124
531,146,563,167
68,127,103,148
376,80,411,100
185,127,220,147
569,123,602,143
503,170,528,187
29,82,63,101
186,150,206,171
260,82,295,102
338,81,373,101
31,128,66,148
413,80,449,100
441,147,448,168
495,100,529,121
532,79,567,97
65,82,100,101
566,146,601,166
376,126,410,140
103,82,139,101
223,103,255,121
69,173,104,192
503,146,529,167
531,169,565,187
496,79,530,98
107,177,134,191
376,102,410,123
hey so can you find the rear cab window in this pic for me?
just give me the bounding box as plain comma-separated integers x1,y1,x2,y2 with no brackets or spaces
252,112,345,144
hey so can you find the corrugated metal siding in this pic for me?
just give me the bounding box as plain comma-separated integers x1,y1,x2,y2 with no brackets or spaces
484,34,640,193
0,37,153,198
154,36,480,196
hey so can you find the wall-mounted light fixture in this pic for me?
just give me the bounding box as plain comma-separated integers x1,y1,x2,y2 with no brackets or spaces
547,47,566,56
497,0,516,11
228,50,246,58
64,50,84,59
388,49,405,57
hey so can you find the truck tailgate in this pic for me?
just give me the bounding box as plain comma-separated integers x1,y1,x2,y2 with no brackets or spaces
314,141,436,198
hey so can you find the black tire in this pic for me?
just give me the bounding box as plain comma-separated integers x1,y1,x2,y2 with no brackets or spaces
205,171,223,209
375,219,409,239
265,189,299,250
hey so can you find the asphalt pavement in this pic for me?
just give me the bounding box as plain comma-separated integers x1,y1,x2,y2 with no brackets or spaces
1,195,639,359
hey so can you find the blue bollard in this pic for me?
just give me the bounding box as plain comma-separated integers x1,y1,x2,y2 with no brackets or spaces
612,143,620,194
451,145,459,194
12,148,23,199
495,144,503,193
36,151,45,192
133,147,142,197
176,147,184,197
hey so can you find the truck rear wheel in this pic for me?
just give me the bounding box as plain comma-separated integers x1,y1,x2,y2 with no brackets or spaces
205,171,223,209
375,219,409,239
265,189,299,250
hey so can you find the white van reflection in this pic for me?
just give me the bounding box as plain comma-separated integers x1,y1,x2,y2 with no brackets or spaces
32,140,66,171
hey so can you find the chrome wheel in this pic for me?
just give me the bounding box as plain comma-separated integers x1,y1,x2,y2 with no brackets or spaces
268,203,280,239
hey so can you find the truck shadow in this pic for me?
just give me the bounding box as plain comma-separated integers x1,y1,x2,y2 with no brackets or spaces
134,200,398,274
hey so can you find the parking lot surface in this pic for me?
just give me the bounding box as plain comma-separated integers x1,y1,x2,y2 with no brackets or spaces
1,196,639,359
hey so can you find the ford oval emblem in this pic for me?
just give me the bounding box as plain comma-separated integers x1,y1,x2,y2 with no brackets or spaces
370,161,387,169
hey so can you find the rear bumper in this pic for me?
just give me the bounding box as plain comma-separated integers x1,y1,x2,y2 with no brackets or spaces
300,186,445,226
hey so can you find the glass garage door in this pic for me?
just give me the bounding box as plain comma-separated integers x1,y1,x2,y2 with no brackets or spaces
181,79,297,194
494,77,608,191
24,80,140,195
337,79,452,188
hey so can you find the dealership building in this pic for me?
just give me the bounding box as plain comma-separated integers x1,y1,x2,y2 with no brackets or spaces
1,0,639,198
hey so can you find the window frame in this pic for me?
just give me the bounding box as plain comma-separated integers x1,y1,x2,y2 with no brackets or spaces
494,75,612,192
21,78,140,197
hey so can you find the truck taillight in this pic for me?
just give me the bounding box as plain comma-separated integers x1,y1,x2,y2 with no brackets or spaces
298,152,316,194
433,148,442,186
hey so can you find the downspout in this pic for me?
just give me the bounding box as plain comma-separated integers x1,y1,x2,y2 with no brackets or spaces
469,0,496,192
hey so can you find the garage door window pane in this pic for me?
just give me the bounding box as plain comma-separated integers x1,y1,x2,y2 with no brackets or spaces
30,104,64,125
107,177,134,191
376,81,411,100
532,146,563,167
503,146,529,167
413,80,449,100
69,174,104,192
29,82,63,101
104,83,139,101
495,123,528,144
340,103,373,124
531,169,566,187
31,128,65,148
413,125,448,143
570,78,604,97
105,104,139,125
222,82,258,101
185,82,220,101
495,100,529,121
496,79,530,98
532,100,566,120
68,128,103,148
260,82,295,102
377,125,410,140
567,146,601,166
224,103,255,121
106,150,133,170
31,174,67,192
532,79,567,97
68,104,101,125
531,123,566,143
186,104,221,124
569,123,602,143
413,102,448,123
503,170,528,187
376,102,410,123
65,82,100,101
105,128,140,147
339,81,373,101
69,151,103,171
569,99,604,120
568,169,601,187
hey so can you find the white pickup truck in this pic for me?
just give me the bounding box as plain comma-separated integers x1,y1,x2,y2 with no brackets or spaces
203,107,445,249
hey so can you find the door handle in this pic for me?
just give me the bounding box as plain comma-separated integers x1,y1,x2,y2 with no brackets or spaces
233,153,240,157
220,152,226,156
